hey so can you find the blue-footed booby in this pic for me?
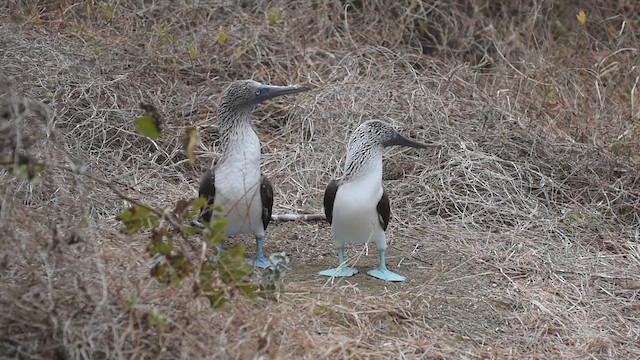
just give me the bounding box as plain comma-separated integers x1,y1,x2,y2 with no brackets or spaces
319,120,429,282
199,80,308,268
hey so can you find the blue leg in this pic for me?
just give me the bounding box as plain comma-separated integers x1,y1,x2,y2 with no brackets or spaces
245,236,270,268
318,247,358,277
367,249,406,282
204,243,224,263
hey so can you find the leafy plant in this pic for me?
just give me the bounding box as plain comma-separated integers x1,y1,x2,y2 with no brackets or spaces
101,3,113,22
156,24,177,47
187,43,197,60
217,31,228,46
267,8,282,26
135,103,162,139
182,127,198,166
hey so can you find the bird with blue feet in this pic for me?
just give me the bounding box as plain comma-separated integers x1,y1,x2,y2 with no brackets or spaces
320,120,430,281
199,80,309,268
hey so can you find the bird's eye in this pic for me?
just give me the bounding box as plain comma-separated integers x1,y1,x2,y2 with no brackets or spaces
255,89,261,96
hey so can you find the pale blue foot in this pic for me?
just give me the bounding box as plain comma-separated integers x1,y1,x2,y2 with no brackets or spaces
367,249,406,282
367,267,406,282
318,246,357,277
245,256,270,268
318,266,358,277
246,236,270,268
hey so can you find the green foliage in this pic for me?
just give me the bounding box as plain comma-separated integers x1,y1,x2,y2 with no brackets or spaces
199,246,256,308
234,42,250,59
216,31,228,46
135,113,161,139
611,142,622,155
218,246,254,292
267,8,282,26
145,309,165,332
101,3,113,22
2,154,44,183
124,293,137,312
201,212,227,249
188,196,207,219
576,10,586,25
187,43,197,60
115,196,275,309
199,262,227,308
116,204,158,234
156,24,177,47
182,127,198,166
147,228,193,285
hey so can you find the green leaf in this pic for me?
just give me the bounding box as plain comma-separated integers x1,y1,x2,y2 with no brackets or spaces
188,196,208,219
576,10,586,25
611,142,622,155
200,262,228,308
146,309,165,331
101,3,113,22
124,293,137,311
208,289,228,309
166,253,193,284
9,163,44,182
116,205,159,234
234,42,250,59
218,245,252,284
148,228,172,256
202,215,227,248
187,43,197,60
180,226,199,237
217,31,228,46
156,24,172,47
135,114,160,139
239,283,256,299
182,127,198,166
267,8,282,26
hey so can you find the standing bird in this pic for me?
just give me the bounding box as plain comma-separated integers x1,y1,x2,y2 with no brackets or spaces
319,120,429,281
199,80,309,268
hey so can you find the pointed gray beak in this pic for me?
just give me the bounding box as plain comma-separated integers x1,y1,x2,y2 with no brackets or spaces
385,131,430,149
253,84,310,105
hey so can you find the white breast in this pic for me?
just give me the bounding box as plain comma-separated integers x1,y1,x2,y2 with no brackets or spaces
214,128,264,237
331,157,387,249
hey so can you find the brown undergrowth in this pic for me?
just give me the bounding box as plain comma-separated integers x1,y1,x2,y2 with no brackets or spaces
1,1,639,359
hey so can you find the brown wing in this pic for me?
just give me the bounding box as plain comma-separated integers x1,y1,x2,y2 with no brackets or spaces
260,175,274,230
198,168,215,223
376,188,390,231
323,179,339,225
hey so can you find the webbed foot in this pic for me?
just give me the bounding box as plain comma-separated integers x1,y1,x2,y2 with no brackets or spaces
318,267,358,277
245,256,270,268
367,267,406,282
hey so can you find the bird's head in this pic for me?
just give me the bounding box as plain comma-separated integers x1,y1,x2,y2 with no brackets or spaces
354,120,429,149
219,80,309,111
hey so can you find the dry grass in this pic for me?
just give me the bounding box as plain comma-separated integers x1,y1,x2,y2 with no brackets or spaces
1,0,639,359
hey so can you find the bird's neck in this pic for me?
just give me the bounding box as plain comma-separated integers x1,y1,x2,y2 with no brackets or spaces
217,110,261,166
342,145,383,183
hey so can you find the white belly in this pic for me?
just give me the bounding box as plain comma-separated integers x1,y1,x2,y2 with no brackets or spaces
331,176,387,250
214,149,264,237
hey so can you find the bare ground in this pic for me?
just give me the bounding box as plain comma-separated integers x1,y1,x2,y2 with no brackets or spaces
1,1,639,359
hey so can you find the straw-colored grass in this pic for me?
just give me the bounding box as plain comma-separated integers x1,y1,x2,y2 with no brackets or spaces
1,0,639,359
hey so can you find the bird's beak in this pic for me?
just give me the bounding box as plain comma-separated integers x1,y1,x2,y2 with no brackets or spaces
386,132,430,149
254,84,310,105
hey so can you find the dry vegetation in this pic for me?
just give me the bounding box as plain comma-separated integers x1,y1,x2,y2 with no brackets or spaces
1,0,639,359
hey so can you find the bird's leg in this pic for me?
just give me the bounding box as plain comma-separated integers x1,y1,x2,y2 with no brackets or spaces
204,242,224,263
367,249,406,282
245,236,270,268
318,246,358,277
